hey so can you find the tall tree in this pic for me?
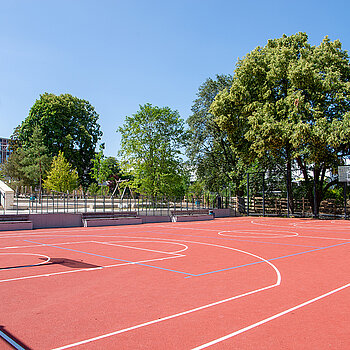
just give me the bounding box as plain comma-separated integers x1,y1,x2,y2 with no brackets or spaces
187,75,241,192
0,147,29,187
16,93,102,188
1,127,51,191
118,103,188,197
211,33,350,215
21,126,51,196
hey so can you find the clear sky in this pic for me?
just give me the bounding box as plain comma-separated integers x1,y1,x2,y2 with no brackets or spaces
1,0,349,156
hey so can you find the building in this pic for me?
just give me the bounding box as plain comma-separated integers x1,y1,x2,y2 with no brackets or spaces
0,137,10,164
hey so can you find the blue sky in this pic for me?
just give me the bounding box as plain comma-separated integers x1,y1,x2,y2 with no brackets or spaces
1,0,349,156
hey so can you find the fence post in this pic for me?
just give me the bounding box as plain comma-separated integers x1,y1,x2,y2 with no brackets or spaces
344,182,347,220
247,173,250,216
262,174,265,217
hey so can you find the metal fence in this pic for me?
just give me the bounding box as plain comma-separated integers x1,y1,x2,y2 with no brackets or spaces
0,192,233,216
1,189,347,219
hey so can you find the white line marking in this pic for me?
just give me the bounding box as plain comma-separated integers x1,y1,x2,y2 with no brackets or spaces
51,284,279,350
298,235,350,241
50,238,281,350
0,241,94,249
0,255,183,283
218,230,299,239
107,240,189,254
191,282,350,349
93,240,188,255
0,252,50,268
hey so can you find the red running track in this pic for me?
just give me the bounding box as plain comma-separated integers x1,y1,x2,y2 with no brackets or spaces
0,217,349,349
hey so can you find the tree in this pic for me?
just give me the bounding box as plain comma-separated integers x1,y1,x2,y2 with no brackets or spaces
0,127,51,191
90,144,122,195
187,75,242,192
211,33,350,215
21,126,51,196
0,147,29,187
43,151,79,192
16,93,102,187
118,103,188,198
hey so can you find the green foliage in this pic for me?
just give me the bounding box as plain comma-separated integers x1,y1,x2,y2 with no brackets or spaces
0,148,28,187
1,127,51,190
118,103,188,197
187,75,240,192
188,180,205,199
87,182,109,196
16,93,102,188
211,33,350,214
90,144,122,195
87,182,100,195
21,126,51,194
43,151,79,192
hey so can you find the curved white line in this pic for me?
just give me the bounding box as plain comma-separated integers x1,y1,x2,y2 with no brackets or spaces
108,240,189,254
0,252,51,267
218,229,299,239
51,236,281,350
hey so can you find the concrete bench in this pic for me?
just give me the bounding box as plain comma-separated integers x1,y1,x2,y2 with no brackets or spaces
81,211,138,219
170,209,214,222
82,211,142,227
0,214,30,221
0,214,33,230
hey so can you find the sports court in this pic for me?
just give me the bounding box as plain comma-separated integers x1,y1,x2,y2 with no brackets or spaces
1,217,349,349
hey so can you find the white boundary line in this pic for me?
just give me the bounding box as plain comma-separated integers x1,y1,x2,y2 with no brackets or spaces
298,235,350,241
50,238,281,350
0,255,183,284
192,282,350,349
52,286,280,350
0,239,190,283
0,241,95,249
218,230,299,239
93,240,188,255
0,252,50,268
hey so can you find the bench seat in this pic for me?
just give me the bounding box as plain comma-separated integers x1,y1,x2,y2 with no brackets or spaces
0,220,33,231
170,209,214,222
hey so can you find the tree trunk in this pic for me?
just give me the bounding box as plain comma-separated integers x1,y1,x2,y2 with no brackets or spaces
286,158,294,214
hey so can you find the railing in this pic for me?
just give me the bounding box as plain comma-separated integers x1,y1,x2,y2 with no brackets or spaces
0,193,227,216
1,191,346,219
235,195,347,218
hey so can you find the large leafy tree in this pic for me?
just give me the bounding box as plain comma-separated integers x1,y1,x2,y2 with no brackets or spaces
118,103,188,198
15,93,102,187
211,33,350,215
187,75,240,192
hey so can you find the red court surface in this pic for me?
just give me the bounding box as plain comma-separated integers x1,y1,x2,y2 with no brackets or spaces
0,217,349,349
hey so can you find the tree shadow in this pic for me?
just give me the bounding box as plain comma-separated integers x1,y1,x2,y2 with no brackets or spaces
0,258,101,271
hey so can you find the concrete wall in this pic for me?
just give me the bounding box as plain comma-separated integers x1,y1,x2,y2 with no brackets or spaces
212,208,231,217
141,215,171,224
0,180,14,210
0,221,33,231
